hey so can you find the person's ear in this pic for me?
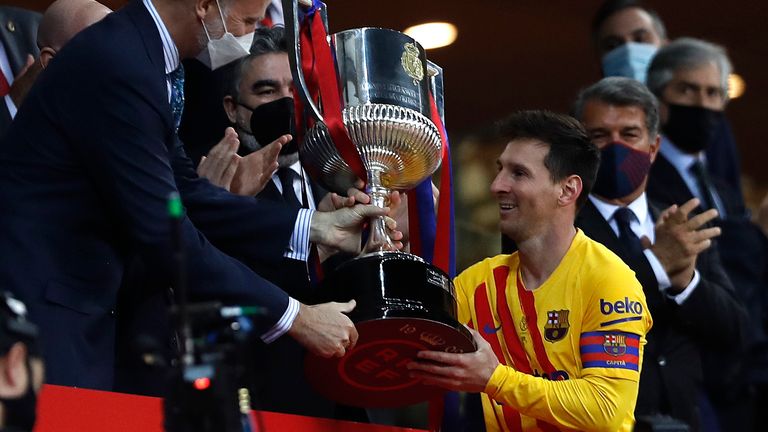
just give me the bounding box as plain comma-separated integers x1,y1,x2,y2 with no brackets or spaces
39,47,55,69
649,133,661,163
223,95,238,123
0,343,29,398
559,175,583,207
195,0,216,22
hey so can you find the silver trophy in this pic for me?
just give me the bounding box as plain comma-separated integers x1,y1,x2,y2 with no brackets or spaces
284,0,475,407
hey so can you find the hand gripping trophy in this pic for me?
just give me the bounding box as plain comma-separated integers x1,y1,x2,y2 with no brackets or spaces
283,0,476,407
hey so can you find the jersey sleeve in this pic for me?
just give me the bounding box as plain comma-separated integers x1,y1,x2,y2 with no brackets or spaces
482,253,652,432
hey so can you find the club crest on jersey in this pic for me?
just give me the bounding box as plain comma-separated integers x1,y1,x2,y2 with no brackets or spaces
544,309,570,342
603,333,627,356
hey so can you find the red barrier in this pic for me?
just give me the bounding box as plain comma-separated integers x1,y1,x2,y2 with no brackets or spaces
34,384,426,432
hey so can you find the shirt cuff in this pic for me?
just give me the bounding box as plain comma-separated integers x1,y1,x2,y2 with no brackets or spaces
665,270,700,305
4,94,17,119
285,208,313,261
644,249,671,290
260,296,300,343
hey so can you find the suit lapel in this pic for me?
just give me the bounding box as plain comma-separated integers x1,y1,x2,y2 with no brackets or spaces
648,154,695,208
122,0,176,142
576,201,625,253
260,179,282,202
0,10,24,73
577,200,662,311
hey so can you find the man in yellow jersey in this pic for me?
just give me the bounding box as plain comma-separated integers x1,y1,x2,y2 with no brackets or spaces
408,110,652,431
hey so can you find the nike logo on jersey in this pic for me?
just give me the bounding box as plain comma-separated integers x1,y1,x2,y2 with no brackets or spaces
483,323,503,334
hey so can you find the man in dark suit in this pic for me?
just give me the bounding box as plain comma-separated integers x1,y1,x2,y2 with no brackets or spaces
0,5,41,138
0,0,394,392
571,77,747,430
646,38,768,430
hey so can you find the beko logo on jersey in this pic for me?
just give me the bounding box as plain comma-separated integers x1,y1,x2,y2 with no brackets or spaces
600,297,643,315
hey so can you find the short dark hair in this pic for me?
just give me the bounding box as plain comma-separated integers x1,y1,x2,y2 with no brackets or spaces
227,26,288,101
591,0,667,49
492,110,600,210
572,77,660,138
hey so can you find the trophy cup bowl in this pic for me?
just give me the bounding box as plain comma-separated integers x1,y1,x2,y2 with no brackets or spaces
284,3,476,407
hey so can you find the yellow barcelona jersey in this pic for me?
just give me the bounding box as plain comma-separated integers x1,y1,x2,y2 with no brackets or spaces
455,230,652,432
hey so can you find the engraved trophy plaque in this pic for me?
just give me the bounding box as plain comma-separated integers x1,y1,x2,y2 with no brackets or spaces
284,0,476,407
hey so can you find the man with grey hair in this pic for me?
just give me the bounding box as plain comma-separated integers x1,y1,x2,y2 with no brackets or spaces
573,76,747,431
646,37,768,431
645,37,737,213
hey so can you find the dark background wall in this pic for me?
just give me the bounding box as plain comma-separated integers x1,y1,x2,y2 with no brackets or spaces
8,0,768,265
12,0,765,186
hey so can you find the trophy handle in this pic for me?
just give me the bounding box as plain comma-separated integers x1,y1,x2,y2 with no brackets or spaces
283,0,326,123
427,61,445,127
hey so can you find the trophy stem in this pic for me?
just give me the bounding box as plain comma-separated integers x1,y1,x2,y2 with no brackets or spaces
362,168,396,254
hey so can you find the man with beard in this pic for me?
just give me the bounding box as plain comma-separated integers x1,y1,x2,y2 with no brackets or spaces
646,37,768,430
0,292,43,432
408,111,652,432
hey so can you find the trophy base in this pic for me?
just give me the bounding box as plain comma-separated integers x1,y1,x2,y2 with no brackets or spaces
304,251,476,408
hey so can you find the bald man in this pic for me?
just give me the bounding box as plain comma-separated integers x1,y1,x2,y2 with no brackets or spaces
37,0,112,69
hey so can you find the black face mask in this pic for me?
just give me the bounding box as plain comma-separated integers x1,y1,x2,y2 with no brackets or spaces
240,96,297,156
662,103,725,154
0,360,38,432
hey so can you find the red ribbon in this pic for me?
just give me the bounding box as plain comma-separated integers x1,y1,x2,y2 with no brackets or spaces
429,93,453,275
300,11,367,187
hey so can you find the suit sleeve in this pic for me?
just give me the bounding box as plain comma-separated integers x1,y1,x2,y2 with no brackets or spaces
671,244,748,348
56,49,293,336
483,264,652,432
169,135,299,270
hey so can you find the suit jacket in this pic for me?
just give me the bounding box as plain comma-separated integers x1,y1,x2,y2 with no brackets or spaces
0,6,40,137
0,0,300,391
575,199,748,429
647,153,768,402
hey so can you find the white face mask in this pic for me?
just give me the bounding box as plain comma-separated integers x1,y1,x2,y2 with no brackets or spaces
196,0,251,70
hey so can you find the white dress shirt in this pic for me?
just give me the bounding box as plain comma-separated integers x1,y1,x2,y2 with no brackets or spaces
589,193,699,304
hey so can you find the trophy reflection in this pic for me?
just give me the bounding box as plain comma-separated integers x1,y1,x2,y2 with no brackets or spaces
283,0,476,407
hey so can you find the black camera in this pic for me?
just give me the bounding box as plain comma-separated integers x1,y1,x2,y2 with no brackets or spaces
163,302,266,432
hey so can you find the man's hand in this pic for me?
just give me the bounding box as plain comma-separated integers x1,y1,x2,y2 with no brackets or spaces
407,327,499,393
197,127,240,190
310,205,403,254
317,181,371,212
230,135,288,196
641,198,721,290
288,300,358,358
8,55,42,108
